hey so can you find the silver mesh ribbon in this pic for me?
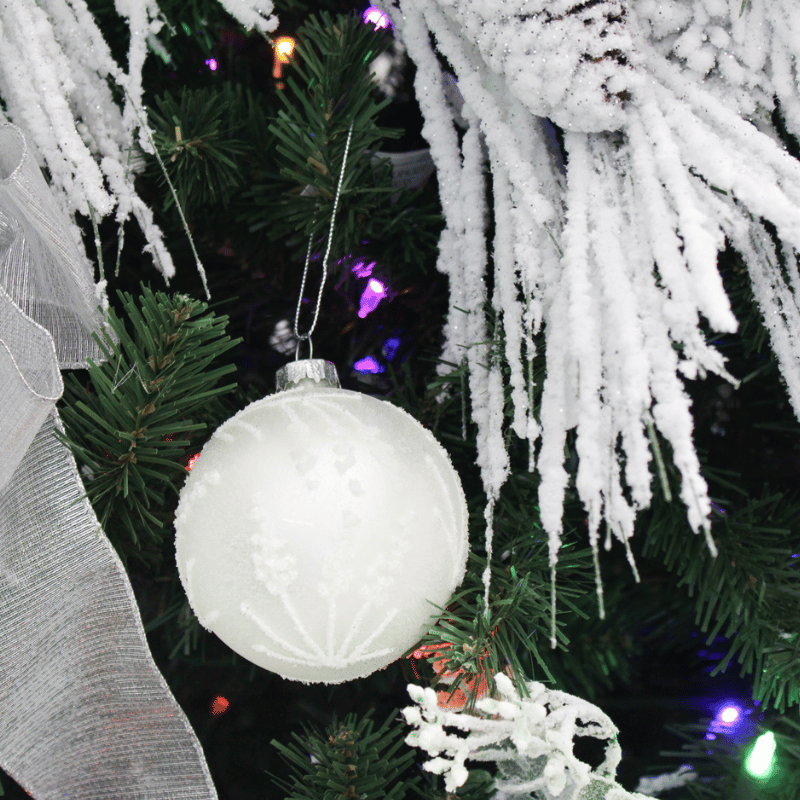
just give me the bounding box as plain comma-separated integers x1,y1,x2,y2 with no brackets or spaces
372,148,435,192
0,124,106,370
0,123,218,797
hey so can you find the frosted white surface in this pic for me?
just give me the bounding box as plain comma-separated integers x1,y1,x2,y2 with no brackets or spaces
635,764,697,796
175,383,469,684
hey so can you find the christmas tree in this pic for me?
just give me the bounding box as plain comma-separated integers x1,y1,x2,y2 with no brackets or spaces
0,0,799,798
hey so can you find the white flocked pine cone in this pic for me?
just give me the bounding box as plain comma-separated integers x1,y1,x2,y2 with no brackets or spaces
433,0,643,132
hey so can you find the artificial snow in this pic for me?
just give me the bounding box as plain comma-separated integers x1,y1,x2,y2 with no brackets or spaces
393,0,800,630
403,672,652,799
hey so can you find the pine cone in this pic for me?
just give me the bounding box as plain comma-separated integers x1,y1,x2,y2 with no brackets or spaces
435,0,641,132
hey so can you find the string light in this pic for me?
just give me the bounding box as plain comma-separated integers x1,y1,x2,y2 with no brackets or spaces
353,356,384,374
273,36,296,89
210,695,230,716
383,337,401,361
744,731,778,781
351,260,376,278
719,706,740,724
275,37,295,61
362,7,392,31
358,279,387,317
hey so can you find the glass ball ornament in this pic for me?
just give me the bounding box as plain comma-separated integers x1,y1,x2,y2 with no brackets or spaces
175,360,469,684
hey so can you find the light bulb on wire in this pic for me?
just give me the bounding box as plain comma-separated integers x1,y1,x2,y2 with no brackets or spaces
362,6,392,31
744,731,778,780
273,36,295,89
358,279,387,318
734,730,781,800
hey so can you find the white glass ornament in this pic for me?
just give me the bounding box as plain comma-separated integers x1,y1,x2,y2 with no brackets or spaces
175,360,469,684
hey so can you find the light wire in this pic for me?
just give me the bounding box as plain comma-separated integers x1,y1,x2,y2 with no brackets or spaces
294,118,356,360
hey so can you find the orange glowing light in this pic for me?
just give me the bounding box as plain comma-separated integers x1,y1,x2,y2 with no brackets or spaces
273,36,296,88
187,453,201,471
275,37,295,61
409,641,513,712
210,695,230,716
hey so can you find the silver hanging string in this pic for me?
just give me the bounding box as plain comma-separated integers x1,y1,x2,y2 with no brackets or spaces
118,88,210,299
293,118,356,360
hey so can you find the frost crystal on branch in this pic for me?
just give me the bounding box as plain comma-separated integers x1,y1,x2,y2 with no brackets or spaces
422,0,642,133
0,0,277,281
393,0,800,621
215,0,278,34
402,672,651,799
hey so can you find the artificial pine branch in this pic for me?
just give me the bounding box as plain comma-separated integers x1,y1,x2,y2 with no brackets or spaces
270,709,420,800
146,85,249,213
640,464,800,713
650,721,740,800
406,539,595,711
416,770,496,800
645,712,800,800
265,11,398,245
247,10,441,278
58,285,241,569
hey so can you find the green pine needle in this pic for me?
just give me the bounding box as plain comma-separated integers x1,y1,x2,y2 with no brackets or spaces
642,487,800,713
147,85,249,214
58,284,241,569
270,709,419,800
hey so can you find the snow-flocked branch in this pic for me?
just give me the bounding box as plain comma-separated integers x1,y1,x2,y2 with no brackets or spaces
0,0,277,284
392,0,800,631
402,671,651,799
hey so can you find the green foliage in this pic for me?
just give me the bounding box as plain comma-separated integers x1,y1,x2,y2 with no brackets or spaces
641,484,800,713
409,530,593,698
146,86,249,213
270,11,398,213
270,709,419,800
647,721,739,799
415,769,496,800
243,10,441,277
770,716,800,797
58,285,241,569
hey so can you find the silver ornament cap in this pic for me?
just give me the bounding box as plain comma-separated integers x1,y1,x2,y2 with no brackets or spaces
276,358,340,391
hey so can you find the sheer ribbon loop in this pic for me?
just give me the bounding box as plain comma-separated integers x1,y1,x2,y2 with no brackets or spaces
0,125,217,799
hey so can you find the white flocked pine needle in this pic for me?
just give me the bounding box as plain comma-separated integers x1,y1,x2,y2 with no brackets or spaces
0,0,277,287
393,0,800,640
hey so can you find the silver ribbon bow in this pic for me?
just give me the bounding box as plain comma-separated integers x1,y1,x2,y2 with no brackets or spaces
0,123,218,798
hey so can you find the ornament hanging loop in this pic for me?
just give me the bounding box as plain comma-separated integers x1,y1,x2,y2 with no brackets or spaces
292,118,356,360
294,335,313,361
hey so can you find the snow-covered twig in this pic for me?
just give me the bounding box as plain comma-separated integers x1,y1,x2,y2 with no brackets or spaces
403,672,651,799
394,0,800,620
0,0,277,287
